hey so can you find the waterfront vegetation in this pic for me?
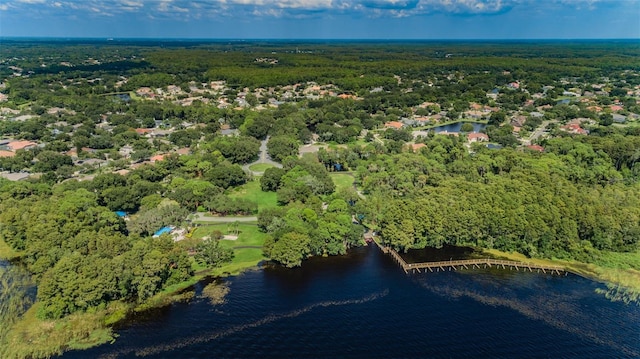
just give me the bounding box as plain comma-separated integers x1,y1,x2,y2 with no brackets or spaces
0,40,640,357
485,248,640,304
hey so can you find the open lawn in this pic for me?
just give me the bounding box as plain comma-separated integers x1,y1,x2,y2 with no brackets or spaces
192,222,267,275
212,248,265,276
228,180,278,211
248,163,275,172
330,173,355,192
348,139,371,147
193,223,265,246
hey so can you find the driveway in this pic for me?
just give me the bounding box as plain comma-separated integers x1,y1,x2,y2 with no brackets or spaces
242,136,283,176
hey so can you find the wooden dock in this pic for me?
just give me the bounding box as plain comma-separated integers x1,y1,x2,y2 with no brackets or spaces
372,238,567,275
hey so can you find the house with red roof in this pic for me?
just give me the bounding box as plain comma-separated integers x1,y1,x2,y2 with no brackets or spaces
526,145,545,152
560,123,588,135
337,93,358,100
135,128,154,136
175,147,191,155
467,133,489,143
6,140,37,151
150,154,166,162
507,82,520,89
136,87,155,98
384,121,404,130
410,143,426,152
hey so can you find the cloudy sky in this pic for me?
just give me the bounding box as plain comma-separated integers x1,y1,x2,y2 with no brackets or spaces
0,0,639,39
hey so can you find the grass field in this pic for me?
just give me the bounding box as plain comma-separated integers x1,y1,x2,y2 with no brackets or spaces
330,173,355,192
0,238,21,260
228,180,278,211
248,163,275,172
192,222,267,276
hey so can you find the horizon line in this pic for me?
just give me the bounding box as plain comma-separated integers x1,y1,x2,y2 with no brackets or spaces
1,36,639,41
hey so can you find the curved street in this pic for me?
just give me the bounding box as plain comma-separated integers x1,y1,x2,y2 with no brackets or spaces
242,136,283,176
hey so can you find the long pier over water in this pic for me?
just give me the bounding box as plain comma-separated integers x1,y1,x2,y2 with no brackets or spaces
371,238,567,275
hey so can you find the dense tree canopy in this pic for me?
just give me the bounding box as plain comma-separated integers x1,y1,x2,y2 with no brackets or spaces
1,40,640,329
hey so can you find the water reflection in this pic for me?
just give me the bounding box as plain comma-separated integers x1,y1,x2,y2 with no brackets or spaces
415,271,640,357
63,246,640,359
99,290,389,358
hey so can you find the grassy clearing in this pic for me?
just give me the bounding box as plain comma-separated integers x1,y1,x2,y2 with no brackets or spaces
348,139,371,147
0,238,22,260
212,248,265,276
248,163,275,172
330,173,355,192
192,223,267,276
592,250,640,270
128,91,142,101
228,180,278,211
193,223,266,247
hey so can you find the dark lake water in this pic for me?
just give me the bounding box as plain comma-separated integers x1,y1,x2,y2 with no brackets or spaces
432,121,486,133
60,245,639,359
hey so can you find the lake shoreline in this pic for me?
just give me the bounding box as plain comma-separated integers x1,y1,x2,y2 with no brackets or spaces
1,243,638,358
481,248,640,299
0,244,265,359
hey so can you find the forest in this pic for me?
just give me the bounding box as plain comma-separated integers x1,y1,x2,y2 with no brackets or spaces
0,39,639,357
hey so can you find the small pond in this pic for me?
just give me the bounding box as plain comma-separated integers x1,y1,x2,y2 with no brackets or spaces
432,121,486,133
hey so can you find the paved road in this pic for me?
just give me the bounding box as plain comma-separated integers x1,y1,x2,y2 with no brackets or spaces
192,213,258,223
242,136,283,176
523,120,552,146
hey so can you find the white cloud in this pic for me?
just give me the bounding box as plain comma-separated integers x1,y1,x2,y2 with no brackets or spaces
119,0,143,7
226,0,334,8
1,0,636,20
414,0,512,14
158,0,172,12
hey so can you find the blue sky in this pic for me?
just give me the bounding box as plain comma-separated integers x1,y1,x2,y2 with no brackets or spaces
0,0,639,39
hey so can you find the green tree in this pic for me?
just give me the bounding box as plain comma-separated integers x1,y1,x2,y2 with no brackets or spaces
269,232,311,268
460,122,475,132
260,167,286,191
205,136,260,164
488,111,507,126
195,237,234,268
599,113,613,126
267,135,299,163
32,151,73,173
